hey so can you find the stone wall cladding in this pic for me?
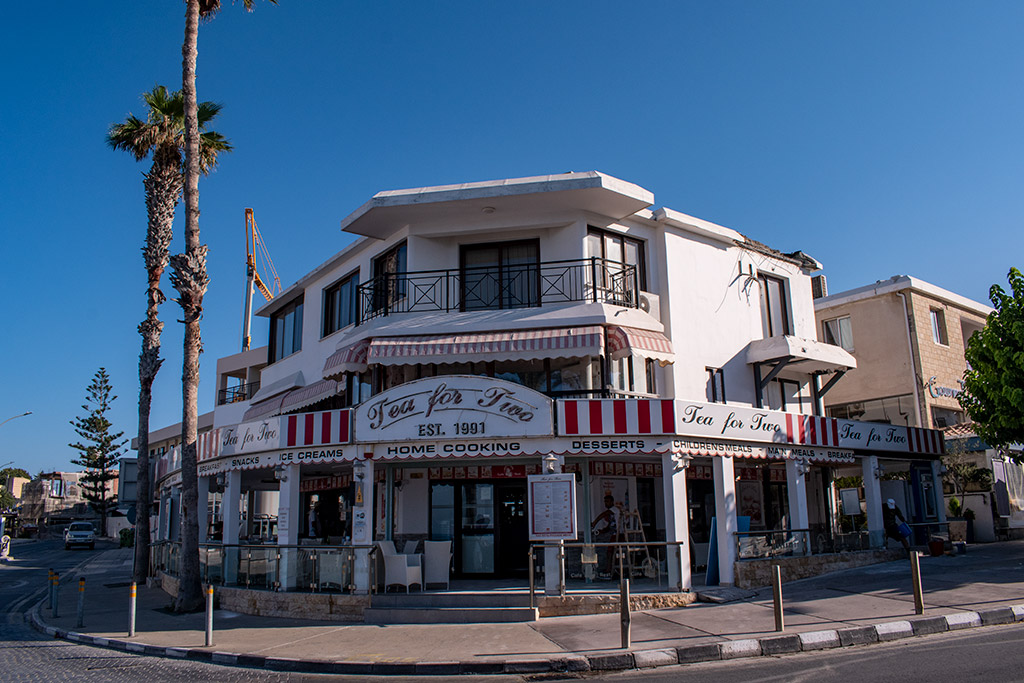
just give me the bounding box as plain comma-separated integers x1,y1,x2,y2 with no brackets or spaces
734,549,905,588
538,591,695,617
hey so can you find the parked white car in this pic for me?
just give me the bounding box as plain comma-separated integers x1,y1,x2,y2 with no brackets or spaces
64,522,96,550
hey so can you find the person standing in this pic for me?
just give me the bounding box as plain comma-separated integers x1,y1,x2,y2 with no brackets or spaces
883,498,911,550
591,494,621,578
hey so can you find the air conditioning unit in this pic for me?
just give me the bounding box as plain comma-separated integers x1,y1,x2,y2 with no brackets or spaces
811,274,828,299
637,292,661,321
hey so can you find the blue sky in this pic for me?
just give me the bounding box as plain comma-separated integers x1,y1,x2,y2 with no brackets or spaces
2,2,1022,474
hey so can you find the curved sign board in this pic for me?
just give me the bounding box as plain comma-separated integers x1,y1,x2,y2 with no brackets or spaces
355,375,553,443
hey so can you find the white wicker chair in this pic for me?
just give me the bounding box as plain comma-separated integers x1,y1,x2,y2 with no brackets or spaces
423,540,452,590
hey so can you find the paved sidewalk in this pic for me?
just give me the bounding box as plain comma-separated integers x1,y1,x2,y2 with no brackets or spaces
30,541,1024,675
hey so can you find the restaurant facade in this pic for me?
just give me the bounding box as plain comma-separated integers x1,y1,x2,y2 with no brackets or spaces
152,172,946,595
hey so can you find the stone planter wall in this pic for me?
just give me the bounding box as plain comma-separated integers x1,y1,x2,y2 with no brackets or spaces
734,549,906,589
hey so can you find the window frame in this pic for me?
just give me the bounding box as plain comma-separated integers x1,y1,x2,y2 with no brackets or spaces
587,227,648,291
706,367,726,403
371,241,408,313
758,274,791,338
459,238,540,311
321,269,360,337
269,295,304,363
822,315,854,351
930,308,949,346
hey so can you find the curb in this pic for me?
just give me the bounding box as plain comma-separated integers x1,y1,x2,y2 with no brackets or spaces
28,602,1024,676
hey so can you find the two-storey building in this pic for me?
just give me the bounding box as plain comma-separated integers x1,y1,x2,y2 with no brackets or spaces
152,172,945,600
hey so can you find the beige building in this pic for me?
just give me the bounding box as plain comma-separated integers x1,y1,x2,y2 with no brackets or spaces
813,275,991,430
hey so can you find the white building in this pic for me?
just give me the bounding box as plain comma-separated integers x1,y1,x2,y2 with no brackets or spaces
153,172,945,599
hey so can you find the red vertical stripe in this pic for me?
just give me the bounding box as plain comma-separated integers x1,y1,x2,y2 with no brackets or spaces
809,417,817,445
563,401,579,435
287,415,297,447
304,413,315,445
661,400,675,434
637,400,651,434
786,414,794,443
798,417,806,444
339,410,349,443
831,419,839,446
613,401,627,434
321,411,331,444
589,400,604,434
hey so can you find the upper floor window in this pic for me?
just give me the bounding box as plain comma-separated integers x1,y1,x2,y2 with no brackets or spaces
759,274,790,338
930,308,948,346
461,240,539,310
371,242,407,314
706,367,726,403
822,315,854,351
586,228,647,292
270,296,303,363
323,271,359,337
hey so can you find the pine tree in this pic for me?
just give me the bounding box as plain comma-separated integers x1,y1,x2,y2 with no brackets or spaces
69,368,126,534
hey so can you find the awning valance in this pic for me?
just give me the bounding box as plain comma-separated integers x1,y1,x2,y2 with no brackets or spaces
243,394,287,421
323,338,371,379
367,325,605,365
607,326,674,365
281,378,340,413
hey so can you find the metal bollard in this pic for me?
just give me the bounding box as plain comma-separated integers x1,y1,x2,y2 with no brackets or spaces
48,569,54,609
128,582,137,637
52,572,59,617
77,578,85,628
204,585,214,647
910,550,924,615
772,564,784,631
620,576,631,649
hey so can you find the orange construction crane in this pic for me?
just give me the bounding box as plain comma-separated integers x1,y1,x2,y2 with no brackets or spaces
242,208,281,351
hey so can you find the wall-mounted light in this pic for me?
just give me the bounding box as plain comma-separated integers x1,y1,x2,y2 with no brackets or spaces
215,473,225,487
274,464,288,482
873,464,885,480
795,459,812,476
543,453,559,474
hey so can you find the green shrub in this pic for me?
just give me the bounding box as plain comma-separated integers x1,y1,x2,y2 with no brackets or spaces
119,527,135,548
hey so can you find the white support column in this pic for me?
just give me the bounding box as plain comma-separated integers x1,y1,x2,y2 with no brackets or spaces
197,476,212,544
932,460,947,524
862,455,884,548
277,463,302,590
223,470,242,584
352,457,375,593
713,456,738,585
543,454,566,595
785,459,810,555
661,453,692,591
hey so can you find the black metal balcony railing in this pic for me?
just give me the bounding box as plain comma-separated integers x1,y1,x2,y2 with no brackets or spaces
217,381,261,406
357,257,638,323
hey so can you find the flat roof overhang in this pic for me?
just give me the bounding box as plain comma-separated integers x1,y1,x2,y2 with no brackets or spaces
745,336,857,376
339,172,654,239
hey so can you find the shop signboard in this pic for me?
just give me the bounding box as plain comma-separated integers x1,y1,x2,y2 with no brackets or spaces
560,399,943,455
527,473,577,541
355,375,554,443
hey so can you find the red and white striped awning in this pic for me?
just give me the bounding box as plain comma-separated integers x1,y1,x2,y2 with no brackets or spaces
560,399,677,435
323,338,371,379
281,378,340,413
368,325,605,365
283,409,352,448
606,326,674,365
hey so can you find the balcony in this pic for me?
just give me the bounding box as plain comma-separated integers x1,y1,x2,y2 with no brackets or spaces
356,258,639,323
217,381,261,406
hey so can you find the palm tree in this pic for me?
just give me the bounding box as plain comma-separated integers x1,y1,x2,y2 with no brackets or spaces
108,85,229,587
174,0,274,613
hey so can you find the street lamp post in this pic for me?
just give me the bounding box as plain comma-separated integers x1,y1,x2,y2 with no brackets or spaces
1,411,31,538
0,411,32,429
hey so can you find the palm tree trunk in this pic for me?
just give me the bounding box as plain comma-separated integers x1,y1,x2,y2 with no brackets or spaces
173,0,205,613
135,137,180,585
